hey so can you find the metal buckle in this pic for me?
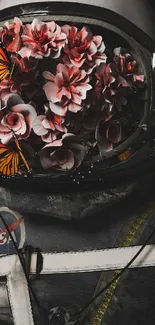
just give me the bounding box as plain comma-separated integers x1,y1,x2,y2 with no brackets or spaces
19,245,43,277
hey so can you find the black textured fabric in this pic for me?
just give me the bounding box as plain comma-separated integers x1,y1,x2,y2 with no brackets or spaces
0,196,155,324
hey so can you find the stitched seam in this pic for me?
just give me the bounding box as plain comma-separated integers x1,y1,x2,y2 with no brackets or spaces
7,267,34,325
41,263,154,273
42,245,155,256
7,275,17,325
0,245,154,259
22,271,34,325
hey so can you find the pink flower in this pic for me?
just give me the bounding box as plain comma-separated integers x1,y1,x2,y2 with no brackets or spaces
62,25,106,73
19,19,67,59
0,94,37,144
39,134,87,171
0,17,23,52
43,64,92,116
11,67,41,100
33,105,67,143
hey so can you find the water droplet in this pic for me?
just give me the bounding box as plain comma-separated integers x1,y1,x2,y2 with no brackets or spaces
78,172,81,175
91,165,93,168
99,178,102,181
77,181,80,185
89,171,92,174
97,160,100,162
73,179,76,182
82,176,84,179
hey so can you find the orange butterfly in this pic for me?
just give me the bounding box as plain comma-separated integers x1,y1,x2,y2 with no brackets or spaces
0,47,10,81
0,133,30,176
0,45,15,81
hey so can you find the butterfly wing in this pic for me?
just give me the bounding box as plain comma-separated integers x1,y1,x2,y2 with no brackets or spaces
0,47,10,81
0,144,19,176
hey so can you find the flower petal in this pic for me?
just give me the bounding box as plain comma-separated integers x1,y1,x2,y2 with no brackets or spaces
49,102,67,116
42,131,57,143
7,94,24,108
40,154,55,169
33,115,48,136
96,121,113,155
11,104,37,126
52,149,75,170
42,139,63,149
18,47,32,58
106,120,122,144
43,82,59,103
43,71,54,81
7,33,21,52
1,133,13,144
68,102,82,113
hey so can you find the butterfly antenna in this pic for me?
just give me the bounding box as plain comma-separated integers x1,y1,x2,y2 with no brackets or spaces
14,138,30,172
8,62,15,82
9,51,19,82
10,128,31,173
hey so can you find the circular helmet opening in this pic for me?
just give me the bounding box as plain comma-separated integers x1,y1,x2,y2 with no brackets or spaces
0,2,154,193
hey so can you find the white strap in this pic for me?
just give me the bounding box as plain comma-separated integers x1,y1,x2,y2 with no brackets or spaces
0,254,17,275
7,262,34,325
2,244,155,325
32,245,155,273
0,244,155,276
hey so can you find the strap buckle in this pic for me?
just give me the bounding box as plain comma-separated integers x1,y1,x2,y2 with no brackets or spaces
19,245,43,277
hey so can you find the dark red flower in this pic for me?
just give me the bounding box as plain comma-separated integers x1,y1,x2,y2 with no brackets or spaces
11,54,38,73
62,25,106,74
95,63,116,97
104,86,128,112
95,61,134,111
11,68,41,100
39,134,87,171
96,119,122,155
113,47,144,83
83,105,112,131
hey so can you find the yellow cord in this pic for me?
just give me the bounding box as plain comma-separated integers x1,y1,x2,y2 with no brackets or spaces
93,206,154,325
